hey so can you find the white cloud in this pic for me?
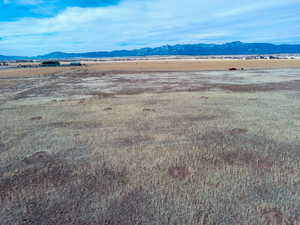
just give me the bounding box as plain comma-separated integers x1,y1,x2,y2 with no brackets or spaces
215,0,300,17
0,0,299,55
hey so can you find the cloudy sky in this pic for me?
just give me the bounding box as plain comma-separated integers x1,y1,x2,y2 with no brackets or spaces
0,0,300,56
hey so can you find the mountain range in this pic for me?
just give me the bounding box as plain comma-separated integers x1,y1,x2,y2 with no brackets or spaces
1,41,300,60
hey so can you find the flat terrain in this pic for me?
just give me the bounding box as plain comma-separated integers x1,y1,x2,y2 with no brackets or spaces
87,59,300,72
2,59,300,77
0,62,300,225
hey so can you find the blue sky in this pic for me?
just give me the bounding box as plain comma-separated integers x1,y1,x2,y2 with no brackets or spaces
0,0,300,56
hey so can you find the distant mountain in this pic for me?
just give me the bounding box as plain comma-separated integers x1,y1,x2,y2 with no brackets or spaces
1,42,300,60
39,42,300,59
0,55,29,60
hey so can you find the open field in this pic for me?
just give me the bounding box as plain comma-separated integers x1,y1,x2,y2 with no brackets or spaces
2,59,300,77
87,59,300,72
0,63,300,224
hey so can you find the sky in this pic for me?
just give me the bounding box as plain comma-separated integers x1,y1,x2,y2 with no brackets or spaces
0,0,300,56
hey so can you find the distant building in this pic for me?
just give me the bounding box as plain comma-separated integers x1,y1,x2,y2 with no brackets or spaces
70,62,82,66
268,56,279,59
0,62,8,66
41,61,60,66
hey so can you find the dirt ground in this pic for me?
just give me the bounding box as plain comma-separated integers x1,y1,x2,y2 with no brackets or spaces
0,63,300,225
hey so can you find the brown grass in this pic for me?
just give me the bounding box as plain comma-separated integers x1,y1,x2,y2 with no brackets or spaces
0,67,75,78
87,59,300,73
2,59,299,80
1,67,300,225
0,152,128,224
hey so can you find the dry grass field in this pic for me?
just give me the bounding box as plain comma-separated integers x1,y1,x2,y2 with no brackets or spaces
0,61,300,225
86,59,300,73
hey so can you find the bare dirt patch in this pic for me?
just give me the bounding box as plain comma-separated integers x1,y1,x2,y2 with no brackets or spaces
89,91,115,98
42,121,103,130
0,142,6,153
103,188,154,225
78,99,86,104
220,150,273,170
22,151,54,164
145,99,169,106
196,131,281,171
10,162,128,225
30,116,43,121
0,152,73,200
257,204,292,225
199,96,209,99
143,108,156,112
118,87,158,95
226,128,248,135
112,135,154,147
168,166,192,180
217,80,300,92
186,115,218,121
13,82,61,100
